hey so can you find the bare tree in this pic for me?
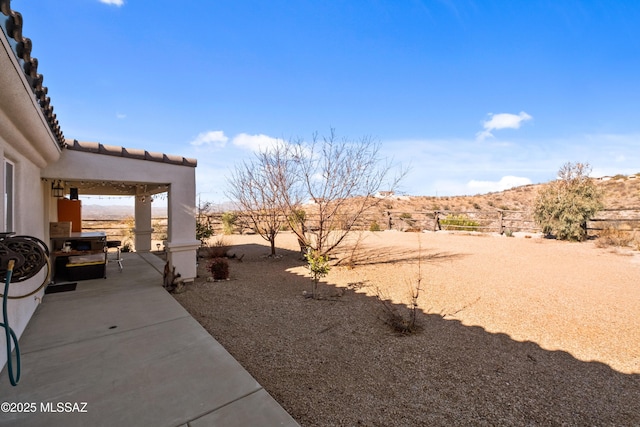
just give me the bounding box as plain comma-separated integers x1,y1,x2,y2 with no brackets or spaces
227,130,404,259
286,130,405,256
226,142,300,256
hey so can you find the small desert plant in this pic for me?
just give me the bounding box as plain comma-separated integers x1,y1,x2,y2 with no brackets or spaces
369,220,381,232
377,237,424,335
119,216,136,247
208,257,229,280
336,231,368,269
440,214,480,231
504,228,514,237
595,226,636,248
377,288,421,335
304,250,331,298
221,212,238,235
202,235,229,258
399,212,416,227
212,235,228,247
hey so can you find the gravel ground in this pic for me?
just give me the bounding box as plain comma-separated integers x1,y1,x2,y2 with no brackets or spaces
173,231,640,426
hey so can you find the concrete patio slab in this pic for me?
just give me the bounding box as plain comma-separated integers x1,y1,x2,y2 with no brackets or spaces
0,253,298,427
189,389,299,427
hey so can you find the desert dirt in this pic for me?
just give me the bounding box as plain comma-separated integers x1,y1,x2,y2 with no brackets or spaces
173,230,640,426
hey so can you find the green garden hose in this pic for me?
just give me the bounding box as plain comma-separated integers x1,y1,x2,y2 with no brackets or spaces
1,259,20,386
0,235,51,386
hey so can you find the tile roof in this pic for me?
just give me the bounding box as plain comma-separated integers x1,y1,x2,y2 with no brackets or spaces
1,0,65,147
66,139,197,167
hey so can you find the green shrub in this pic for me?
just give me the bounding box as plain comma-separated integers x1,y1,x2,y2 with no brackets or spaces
440,214,480,231
196,217,214,242
288,209,306,234
221,212,238,235
289,209,306,224
196,200,214,242
534,162,603,241
399,212,416,227
304,250,331,298
369,220,381,232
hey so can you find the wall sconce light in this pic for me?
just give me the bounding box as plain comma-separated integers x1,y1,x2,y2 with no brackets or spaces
51,180,64,198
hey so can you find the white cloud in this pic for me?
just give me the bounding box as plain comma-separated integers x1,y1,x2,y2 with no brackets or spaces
467,176,532,193
116,112,126,119
232,133,283,152
476,111,532,141
99,0,124,6
190,130,229,148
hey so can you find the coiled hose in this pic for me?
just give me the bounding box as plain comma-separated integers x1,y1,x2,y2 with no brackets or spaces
1,259,20,386
0,235,50,386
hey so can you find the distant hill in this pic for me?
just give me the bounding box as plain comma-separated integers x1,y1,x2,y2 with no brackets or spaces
80,174,640,220
397,173,640,213
82,205,168,220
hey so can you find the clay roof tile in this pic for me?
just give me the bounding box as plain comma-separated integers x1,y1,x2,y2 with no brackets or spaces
1,4,64,147
64,139,196,167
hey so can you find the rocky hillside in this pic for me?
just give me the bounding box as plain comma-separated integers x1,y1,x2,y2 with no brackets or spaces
388,173,640,214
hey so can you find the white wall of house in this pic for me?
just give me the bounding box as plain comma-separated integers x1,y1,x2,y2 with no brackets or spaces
0,142,53,370
1,22,62,370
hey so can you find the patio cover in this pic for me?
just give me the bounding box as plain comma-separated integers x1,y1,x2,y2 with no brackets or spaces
41,140,200,282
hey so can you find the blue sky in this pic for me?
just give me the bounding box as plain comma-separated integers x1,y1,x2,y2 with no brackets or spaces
13,0,640,203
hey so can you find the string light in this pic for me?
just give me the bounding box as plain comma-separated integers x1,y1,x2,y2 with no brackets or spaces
41,178,169,198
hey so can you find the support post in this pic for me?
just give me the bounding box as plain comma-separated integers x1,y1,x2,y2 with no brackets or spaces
166,184,200,283
134,195,153,252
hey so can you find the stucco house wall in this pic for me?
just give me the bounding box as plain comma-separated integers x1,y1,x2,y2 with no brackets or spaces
0,141,53,371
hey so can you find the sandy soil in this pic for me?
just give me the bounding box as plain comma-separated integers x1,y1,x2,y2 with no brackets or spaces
173,231,640,426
